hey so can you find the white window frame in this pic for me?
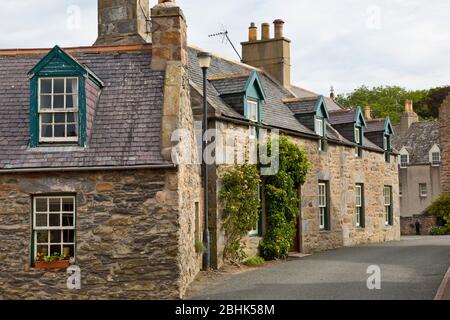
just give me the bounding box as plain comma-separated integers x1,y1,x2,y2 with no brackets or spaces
316,117,326,151
355,127,361,144
384,186,392,226
356,184,362,227
247,100,259,123
400,154,409,168
431,152,441,167
33,196,76,260
38,77,79,143
319,183,327,230
419,183,428,198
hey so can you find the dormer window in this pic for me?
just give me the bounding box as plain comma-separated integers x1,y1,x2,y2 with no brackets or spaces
315,117,326,151
400,154,409,168
384,134,391,163
39,77,79,142
247,99,259,122
431,152,441,166
355,126,363,157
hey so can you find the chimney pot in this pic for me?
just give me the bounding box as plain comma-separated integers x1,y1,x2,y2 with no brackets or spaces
249,22,258,42
273,19,285,38
405,100,414,113
364,106,372,120
261,23,270,40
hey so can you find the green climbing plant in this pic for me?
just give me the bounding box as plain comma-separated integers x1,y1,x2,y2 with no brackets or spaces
260,136,309,260
220,164,261,263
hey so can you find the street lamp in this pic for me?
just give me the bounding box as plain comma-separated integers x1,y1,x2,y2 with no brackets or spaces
198,51,212,271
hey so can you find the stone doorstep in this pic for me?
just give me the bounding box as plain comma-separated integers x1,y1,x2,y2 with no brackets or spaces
434,266,450,300
288,252,313,259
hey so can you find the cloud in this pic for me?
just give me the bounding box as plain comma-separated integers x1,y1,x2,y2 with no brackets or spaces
0,0,448,95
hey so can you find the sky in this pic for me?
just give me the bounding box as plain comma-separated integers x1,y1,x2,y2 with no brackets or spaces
0,0,449,95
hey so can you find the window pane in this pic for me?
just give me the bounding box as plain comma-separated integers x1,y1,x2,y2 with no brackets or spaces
49,214,60,227
36,230,48,244
62,214,74,227
54,113,65,123
41,125,53,138
41,79,52,94
50,230,62,243
62,198,74,212
63,230,75,243
50,245,61,256
49,198,60,212
63,245,74,258
54,125,65,137
67,125,77,137
41,114,52,124
53,95,64,109
54,79,64,94
66,79,77,94
36,214,47,227
67,113,75,123
40,95,52,109
37,245,49,256
35,198,47,212
66,95,77,109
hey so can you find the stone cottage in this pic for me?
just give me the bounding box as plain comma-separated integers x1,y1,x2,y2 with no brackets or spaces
189,21,400,268
393,101,441,235
0,0,201,299
0,0,401,299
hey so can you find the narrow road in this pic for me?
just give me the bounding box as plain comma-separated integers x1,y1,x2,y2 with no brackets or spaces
191,236,450,300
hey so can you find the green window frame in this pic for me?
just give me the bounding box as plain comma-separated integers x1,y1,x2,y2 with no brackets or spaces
319,181,330,231
383,186,393,226
315,117,327,152
355,126,363,157
356,184,365,228
384,134,391,163
32,195,77,265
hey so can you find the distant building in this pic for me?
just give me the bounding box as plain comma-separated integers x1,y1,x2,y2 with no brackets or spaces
393,101,441,235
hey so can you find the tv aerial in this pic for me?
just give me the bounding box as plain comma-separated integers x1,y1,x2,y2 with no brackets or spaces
208,24,242,62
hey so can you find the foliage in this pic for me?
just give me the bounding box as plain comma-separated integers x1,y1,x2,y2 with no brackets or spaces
336,85,428,124
259,136,309,260
244,256,265,267
195,240,204,254
220,164,261,263
419,86,450,119
429,194,450,229
430,226,449,236
36,252,68,263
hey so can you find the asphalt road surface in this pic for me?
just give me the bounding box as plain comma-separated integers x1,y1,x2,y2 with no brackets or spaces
191,236,450,300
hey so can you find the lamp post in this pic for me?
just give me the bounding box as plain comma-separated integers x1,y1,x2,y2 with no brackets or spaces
197,52,212,271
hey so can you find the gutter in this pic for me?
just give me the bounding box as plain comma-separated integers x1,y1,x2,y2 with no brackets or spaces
0,163,177,174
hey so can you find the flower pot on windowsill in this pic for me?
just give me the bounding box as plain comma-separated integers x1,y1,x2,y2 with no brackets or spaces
35,260,70,270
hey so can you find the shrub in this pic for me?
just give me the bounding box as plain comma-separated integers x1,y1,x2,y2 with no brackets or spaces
220,164,261,263
430,226,449,236
259,136,309,260
244,256,265,267
429,194,450,228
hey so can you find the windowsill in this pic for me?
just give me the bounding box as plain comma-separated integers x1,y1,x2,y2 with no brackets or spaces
355,226,365,230
319,229,330,234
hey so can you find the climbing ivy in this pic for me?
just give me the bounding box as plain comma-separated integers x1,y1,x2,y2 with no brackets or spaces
220,164,261,263
260,136,309,260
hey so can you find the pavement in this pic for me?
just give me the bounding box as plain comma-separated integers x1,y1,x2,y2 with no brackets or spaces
190,236,450,300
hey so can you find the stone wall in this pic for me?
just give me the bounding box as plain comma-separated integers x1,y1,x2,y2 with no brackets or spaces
400,216,437,236
0,168,200,300
440,94,450,194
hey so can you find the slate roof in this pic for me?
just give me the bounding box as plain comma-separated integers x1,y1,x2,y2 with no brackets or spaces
0,47,168,170
366,119,386,133
329,110,357,125
288,85,343,111
208,74,250,96
284,97,317,115
393,121,440,165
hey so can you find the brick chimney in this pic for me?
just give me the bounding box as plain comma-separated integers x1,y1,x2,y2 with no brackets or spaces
150,0,187,70
95,0,151,46
399,100,418,135
364,106,372,120
439,93,450,193
241,19,291,88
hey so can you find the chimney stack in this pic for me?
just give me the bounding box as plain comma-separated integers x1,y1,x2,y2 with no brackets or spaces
261,23,270,40
364,106,372,120
274,19,284,38
248,23,257,42
400,99,419,134
151,0,187,70
241,19,291,88
95,0,151,46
